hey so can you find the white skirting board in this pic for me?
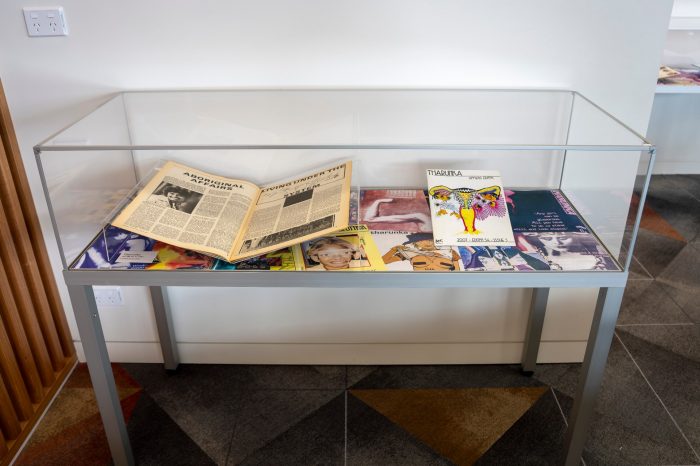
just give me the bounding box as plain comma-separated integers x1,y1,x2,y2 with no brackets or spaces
73,340,587,365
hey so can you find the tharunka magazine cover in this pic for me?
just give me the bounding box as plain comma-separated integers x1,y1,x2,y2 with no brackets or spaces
426,169,515,247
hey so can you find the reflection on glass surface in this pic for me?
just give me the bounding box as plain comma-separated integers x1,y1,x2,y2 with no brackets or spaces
36,90,653,272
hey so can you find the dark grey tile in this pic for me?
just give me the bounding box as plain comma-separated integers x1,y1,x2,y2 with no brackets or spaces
616,327,700,455
618,324,700,365
234,392,345,466
233,365,346,389
645,175,700,242
628,256,652,281
227,389,343,465
124,363,346,391
475,388,566,466
123,364,345,463
346,393,451,466
647,175,685,197
127,393,217,466
617,280,692,325
657,244,700,323
670,175,700,203
123,365,239,464
346,365,379,387
531,363,580,400
632,228,686,277
534,338,698,465
349,365,542,390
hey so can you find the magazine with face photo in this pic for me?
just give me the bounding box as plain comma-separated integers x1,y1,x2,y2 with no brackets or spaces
459,246,550,271
297,225,386,271
514,232,619,271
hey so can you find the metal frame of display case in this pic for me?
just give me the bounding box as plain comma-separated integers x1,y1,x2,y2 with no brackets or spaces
61,268,630,466
36,89,655,466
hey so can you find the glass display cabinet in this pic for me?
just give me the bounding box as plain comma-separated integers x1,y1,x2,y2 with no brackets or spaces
35,90,654,466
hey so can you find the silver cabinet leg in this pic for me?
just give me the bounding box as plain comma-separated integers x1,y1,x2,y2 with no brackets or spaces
149,286,179,370
521,287,549,374
68,285,134,466
563,286,624,466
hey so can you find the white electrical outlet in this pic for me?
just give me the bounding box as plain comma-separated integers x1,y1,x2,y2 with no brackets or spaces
93,286,124,306
23,7,68,37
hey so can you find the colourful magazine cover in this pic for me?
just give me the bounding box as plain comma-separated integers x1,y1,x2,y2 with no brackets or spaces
657,65,700,86
73,225,213,270
514,232,618,271
459,246,550,271
73,225,156,269
213,247,301,271
296,225,386,271
371,231,462,271
359,189,432,233
507,190,589,233
144,243,214,270
426,169,515,247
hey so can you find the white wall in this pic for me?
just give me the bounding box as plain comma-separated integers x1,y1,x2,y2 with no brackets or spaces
0,0,673,364
650,0,700,174
649,92,700,173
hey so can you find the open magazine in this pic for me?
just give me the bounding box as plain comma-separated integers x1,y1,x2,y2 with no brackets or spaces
111,160,352,262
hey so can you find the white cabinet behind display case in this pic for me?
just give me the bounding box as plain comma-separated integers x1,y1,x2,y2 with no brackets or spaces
650,0,700,174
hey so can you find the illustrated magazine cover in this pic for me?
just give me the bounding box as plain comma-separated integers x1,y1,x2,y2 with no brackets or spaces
426,169,515,247
371,231,462,271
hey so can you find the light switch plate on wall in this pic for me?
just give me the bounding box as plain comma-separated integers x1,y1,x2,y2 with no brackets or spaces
23,7,68,36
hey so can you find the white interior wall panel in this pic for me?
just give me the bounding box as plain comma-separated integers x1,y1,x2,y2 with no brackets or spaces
0,0,672,363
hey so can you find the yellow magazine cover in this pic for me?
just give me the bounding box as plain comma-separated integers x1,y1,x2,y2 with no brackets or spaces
296,225,386,271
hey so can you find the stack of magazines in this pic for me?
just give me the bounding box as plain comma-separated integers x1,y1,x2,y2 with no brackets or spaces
73,162,617,272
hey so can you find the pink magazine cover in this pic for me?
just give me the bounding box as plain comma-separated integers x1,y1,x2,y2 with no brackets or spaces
359,189,432,233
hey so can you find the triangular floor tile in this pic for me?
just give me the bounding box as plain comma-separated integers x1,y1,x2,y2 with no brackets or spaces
347,393,452,465
351,387,547,465
475,388,566,465
228,389,343,464
237,393,345,465
127,392,216,465
14,391,141,466
631,195,686,242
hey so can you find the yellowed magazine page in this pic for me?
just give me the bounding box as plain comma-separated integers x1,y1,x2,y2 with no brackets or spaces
112,160,261,260
230,160,352,262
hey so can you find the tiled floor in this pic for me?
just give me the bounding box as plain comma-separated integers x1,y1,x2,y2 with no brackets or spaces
13,175,700,465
